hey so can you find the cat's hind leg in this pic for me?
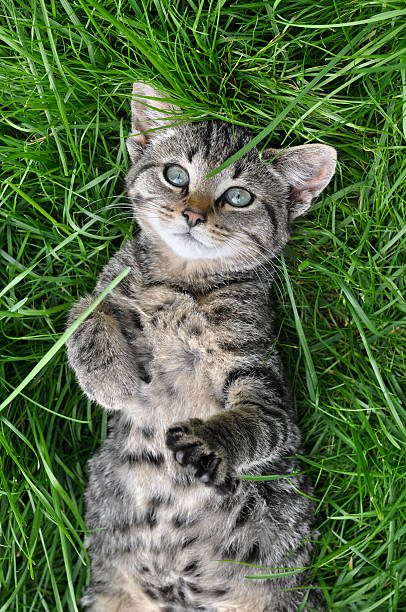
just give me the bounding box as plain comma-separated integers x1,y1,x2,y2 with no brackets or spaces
83,578,161,612
89,592,160,612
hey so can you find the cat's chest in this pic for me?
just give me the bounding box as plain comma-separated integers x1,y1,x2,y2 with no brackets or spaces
128,286,225,420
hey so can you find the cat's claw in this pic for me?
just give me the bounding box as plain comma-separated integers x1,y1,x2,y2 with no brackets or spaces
195,456,220,481
175,444,200,466
165,421,239,495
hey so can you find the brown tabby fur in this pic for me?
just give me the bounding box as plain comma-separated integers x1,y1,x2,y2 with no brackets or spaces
66,83,336,611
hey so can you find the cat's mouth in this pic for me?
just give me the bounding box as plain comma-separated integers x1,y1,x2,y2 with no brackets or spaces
173,231,209,248
167,229,223,260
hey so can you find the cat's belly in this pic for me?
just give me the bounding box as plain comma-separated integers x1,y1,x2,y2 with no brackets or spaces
92,457,268,611
86,389,281,612
127,323,225,425
85,296,277,609
128,288,229,422
88,431,253,610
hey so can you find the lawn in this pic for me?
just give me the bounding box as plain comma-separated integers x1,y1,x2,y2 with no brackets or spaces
1,1,405,610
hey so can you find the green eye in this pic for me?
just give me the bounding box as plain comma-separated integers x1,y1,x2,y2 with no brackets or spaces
164,165,189,187
224,187,253,207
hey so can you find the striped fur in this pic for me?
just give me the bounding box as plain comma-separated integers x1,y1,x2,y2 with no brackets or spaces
66,83,336,611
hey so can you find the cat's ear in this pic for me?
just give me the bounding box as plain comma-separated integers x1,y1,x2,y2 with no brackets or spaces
128,82,180,154
264,144,337,219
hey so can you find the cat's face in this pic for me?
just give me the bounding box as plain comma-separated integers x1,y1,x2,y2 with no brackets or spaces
126,84,336,270
127,121,290,263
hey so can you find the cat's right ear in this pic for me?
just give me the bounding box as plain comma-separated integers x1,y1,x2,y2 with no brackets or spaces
127,83,180,160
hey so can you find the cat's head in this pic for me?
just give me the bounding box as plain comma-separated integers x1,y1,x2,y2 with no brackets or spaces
126,83,336,270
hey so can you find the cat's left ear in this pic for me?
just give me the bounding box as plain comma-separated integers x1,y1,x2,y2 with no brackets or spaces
264,144,337,219
127,82,180,157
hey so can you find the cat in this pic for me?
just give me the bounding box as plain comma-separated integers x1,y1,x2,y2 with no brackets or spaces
66,82,336,612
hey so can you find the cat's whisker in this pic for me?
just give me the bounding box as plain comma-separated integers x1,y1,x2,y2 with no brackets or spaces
232,232,285,282
224,233,286,299
220,235,270,295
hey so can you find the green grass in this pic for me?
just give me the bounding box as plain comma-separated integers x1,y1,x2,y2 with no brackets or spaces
1,0,406,609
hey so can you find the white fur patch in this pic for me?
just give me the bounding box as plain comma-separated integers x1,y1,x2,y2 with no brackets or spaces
147,215,236,260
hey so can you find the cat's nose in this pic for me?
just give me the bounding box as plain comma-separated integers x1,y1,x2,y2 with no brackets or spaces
182,208,206,228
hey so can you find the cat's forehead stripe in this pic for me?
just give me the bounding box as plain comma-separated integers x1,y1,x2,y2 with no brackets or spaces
187,146,198,163
138,162,156,176
232,160,244,180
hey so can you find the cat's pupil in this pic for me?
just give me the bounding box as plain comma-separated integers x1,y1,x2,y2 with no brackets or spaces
165,165,189,187
224,187,252,207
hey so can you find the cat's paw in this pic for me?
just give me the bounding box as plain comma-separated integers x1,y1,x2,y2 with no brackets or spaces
165,419,239,495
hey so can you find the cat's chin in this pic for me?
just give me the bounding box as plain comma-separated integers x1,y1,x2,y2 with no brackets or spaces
162,231,227,260
142,216,235,261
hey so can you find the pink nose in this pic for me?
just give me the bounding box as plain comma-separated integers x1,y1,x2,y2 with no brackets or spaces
183,208,206,228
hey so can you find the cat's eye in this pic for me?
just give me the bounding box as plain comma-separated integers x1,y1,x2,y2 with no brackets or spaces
164,164,189,187
224,187,253,207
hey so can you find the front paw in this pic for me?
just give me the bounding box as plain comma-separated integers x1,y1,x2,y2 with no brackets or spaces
165,419,239,495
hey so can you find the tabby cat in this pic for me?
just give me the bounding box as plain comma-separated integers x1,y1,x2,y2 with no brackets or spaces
67,83,336,611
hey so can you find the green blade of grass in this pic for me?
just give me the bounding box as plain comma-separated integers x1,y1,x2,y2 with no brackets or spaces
275,9,406,29
281,252,318,403
206,25,376,176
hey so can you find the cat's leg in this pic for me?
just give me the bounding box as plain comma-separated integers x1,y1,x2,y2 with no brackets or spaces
66,296,141,410
216,594,272,612
88,591,160,612
217,604,263,612
165,362,300,494
217,587,325,612
67,283,196,411
83,575,161,612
